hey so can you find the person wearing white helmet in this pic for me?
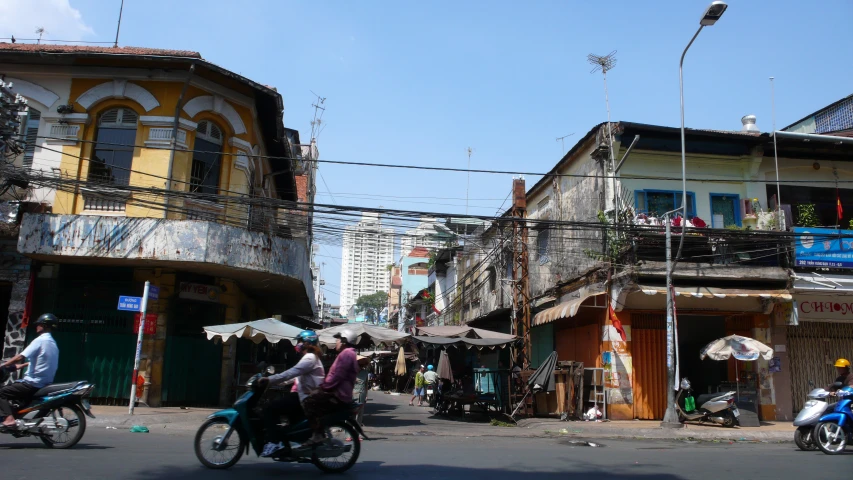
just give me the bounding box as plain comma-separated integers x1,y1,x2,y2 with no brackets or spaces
301,328,360,446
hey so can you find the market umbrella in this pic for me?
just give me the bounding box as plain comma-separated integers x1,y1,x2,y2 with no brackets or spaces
510,351,558,419
700,335,773,400
436,350,454,383
394,347,408,377
527,351,558,392
202,318,303,345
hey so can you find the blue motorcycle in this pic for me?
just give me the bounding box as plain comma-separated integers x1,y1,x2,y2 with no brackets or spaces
0,365,95,448
193,364,366,473
813,384,853,455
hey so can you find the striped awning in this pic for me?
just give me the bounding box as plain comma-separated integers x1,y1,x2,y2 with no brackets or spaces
533,289,606,326
637,285,792,300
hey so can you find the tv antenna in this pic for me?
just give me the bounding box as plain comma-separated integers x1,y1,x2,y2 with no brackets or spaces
556,133,575,154
310,91,327,142
35,27,46,44
588,50,620,215
466,147,474,214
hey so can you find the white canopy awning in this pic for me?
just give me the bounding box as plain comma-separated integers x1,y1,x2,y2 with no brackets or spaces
203,318,304,345
793,273,853,293
638,285,792,300
533,283,606,326
317,323,410,347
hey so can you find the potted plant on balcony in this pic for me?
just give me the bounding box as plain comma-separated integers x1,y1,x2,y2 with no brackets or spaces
796,204,820,228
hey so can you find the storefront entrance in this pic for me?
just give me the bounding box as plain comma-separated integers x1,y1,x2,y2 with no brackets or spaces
28,266,138,404
788,321,853,411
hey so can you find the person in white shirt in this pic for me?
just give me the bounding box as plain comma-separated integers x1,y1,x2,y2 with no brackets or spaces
257,330,325,457
0,314,60,429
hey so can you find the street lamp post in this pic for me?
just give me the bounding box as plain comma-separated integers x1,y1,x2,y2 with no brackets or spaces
662,1,728,428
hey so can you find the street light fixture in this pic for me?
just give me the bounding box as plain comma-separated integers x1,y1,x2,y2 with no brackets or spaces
662,1,727,428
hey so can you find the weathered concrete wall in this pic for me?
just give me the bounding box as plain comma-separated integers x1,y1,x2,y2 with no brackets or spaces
527,141,605,298
17,214,315,312
1,230,32,371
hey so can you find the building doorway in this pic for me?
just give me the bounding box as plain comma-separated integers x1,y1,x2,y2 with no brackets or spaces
677,315,728,396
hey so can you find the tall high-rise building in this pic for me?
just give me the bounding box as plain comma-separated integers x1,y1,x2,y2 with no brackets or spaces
400,217,454,257
340,212,395,315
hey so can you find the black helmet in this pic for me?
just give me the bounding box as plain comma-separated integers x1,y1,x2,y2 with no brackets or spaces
35,313,58,328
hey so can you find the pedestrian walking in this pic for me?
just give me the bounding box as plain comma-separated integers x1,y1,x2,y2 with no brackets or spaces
409,365,426,406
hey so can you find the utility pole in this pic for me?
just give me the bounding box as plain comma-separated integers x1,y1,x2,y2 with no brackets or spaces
662,215,682,427
510,178,531,369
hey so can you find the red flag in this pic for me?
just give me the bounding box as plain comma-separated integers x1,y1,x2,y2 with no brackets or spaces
838,190,843,221
20,271,35,329
608,305,627,342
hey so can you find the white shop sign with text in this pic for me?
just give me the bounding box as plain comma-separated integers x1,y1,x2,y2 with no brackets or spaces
795,294,853,321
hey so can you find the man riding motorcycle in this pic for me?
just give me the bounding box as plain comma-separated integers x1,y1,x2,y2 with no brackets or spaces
257,330,325,457
301,328,360,446
827,358,853,394
0,314,60,429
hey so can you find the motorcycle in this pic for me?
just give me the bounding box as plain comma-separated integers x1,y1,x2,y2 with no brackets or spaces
193,364,366,473
792,387,833,451
674,378,739,427
0,364,95,448
425,384,436,406
813,384,853,455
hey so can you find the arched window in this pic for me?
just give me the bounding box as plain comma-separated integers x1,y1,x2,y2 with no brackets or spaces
190,120,223,196
88,107,138,186
21,107,41,169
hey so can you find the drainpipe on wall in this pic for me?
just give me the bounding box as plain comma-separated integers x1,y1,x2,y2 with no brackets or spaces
164,62,196,219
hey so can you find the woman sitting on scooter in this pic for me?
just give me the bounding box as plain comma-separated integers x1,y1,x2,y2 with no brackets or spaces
257,330,326,457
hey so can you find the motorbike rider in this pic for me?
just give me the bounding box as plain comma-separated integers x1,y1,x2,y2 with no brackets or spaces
301,328,360,446
827,358,853,395
0,314,59,429
423,364,438,406
257,330,325,457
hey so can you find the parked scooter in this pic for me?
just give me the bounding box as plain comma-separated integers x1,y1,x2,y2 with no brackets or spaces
194,364,366,473
674,378,739,427
813,384,853,455
0,364,95,448
792,387,833,451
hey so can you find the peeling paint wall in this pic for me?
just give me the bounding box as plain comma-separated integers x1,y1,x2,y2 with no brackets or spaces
1,231,32,372
17,214,314,311
527,144,605,298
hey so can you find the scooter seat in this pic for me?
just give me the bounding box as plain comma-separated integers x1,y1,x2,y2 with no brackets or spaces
33,381,84,397
695,393,726,406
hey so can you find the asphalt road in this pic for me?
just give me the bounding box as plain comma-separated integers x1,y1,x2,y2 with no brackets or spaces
0,428,849,479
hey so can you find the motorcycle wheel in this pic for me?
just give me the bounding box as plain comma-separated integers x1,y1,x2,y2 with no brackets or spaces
794,426,817,451
814,422,847,455
194,418,245,469
39,404,87,449
721,411,737,428
312,421,361,474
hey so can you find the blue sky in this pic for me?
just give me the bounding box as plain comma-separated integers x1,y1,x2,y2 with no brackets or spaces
7,0,852,305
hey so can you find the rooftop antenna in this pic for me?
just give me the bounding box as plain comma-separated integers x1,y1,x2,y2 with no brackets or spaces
556,133,575,155
35,27,46,44
310,91,327,142
587,50,619,213
466,147,473,214
770,77,782,230
114,0,125,48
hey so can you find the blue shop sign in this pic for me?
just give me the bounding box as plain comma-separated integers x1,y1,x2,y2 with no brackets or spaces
794,227,853,269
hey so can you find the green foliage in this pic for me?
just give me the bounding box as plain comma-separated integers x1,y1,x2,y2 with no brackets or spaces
584,210,626,263
797,204,820,227
489,419,515,427
848,218,853,230
355,291,388,323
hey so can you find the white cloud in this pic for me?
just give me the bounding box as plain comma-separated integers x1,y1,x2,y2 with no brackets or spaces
0,0,94,41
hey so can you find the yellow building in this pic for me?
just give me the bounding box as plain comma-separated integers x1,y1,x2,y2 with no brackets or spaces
1,43,316,407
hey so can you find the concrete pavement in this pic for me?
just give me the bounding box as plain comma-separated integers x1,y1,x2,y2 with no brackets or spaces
86,391,796,443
